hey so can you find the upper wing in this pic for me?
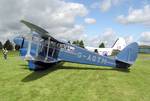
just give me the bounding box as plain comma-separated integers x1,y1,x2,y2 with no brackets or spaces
21,20,64,44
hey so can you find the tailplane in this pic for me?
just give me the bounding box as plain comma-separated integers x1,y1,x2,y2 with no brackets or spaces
115,42,139,69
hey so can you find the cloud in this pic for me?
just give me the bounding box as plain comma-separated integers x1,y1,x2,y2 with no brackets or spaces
139,31,150,45
100,0,111,12
100,0,121,12
117,5,150,26
84,18,96,24
0,0,88,43
0,33,20,44
54,24,86,41
98,28,118,47
85,28,117,47
124,36,133,44
84,28,138,47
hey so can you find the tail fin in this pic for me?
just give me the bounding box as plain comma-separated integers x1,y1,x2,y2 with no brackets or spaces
112,37,126,50
115,42,139,69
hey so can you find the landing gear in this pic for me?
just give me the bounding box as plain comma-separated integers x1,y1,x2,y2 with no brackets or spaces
28,60,59,70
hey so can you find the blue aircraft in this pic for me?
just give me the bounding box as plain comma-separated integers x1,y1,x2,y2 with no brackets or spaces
14,20,139,70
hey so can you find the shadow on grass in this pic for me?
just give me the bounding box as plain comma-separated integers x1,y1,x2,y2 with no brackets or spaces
59,66,130,73
21,63,62,82
19,64,28,67
19,64,28,70
21,63,130,82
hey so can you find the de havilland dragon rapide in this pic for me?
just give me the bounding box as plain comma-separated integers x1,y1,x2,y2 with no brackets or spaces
14,20,139,70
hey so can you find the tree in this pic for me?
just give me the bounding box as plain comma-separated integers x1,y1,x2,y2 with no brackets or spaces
76,40,80,46
72,41,77,45
72,40,85,48
99,42,105,48
3,40,13,50
72,40,79,46
0,41,3,50
79,40,84,48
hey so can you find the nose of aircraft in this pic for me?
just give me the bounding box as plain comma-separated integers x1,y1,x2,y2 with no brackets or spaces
13,37,23,46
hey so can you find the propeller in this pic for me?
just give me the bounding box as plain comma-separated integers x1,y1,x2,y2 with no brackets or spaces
24,31,34,61
21,36,25,48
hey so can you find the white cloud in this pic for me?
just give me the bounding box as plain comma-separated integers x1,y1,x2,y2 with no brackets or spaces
100,0,111,12
100,0,121,12
0,0,88,43
124,36,133,44
117,5,150,26
84,28,138,47
0,33,19,44
55,24,86,41
85,28,117,47
139,31,150,45
98,28,118,47
84,18,96,24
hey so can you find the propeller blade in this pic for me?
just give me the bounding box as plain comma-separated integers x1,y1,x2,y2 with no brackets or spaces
21,37,25,48
24,40,33,60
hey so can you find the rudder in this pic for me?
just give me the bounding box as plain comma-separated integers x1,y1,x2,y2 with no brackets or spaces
115,42,139,69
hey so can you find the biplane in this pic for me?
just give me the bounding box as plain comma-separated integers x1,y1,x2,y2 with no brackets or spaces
14,20,139,70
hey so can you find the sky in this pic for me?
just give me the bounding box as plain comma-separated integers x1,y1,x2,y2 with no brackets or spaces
0,0,150,47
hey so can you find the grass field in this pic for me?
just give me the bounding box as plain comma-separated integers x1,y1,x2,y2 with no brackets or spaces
0,51,150,101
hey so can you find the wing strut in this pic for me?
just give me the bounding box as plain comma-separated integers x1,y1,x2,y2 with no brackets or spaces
45,37,51,61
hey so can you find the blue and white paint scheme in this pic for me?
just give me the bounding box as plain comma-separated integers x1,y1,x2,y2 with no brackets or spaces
14,20,139,70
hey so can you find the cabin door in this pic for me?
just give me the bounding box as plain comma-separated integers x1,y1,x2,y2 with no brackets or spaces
49,43,60,59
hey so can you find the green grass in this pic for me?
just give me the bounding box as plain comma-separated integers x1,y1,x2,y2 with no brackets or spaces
0,51,150,101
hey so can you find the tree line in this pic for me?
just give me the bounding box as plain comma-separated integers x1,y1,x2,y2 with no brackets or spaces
0,40,20,51
72,40,105,48
0,39,106,51
72,40,85,48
